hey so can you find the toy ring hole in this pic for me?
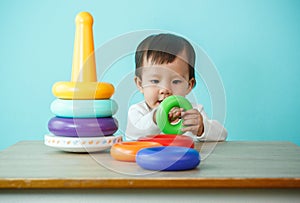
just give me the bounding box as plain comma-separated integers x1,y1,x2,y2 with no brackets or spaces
144,147,163,153
168,107,182,125
121,142,156,147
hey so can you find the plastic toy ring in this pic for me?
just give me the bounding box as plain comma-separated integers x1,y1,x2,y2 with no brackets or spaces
110,141,162,162
48,117,118,137
136,146,200,171
50,99,118,118
52,81,114,100
138,134,194,148
156,95,193,134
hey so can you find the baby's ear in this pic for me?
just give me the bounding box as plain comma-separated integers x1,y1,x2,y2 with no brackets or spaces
134,76,144,93
187,78,196,93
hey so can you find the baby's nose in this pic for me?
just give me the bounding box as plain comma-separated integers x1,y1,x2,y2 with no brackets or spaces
159,87,171,95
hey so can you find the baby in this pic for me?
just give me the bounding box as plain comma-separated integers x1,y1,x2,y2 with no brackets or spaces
125,33,227,141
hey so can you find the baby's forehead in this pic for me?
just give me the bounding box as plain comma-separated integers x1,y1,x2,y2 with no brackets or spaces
138,66,188,78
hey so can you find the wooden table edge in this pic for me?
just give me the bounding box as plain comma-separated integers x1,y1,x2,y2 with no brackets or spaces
1,177,300,189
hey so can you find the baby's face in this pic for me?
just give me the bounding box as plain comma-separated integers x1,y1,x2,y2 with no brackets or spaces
136,57,194,109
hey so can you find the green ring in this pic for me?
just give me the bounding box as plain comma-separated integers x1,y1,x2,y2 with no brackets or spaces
156,95,193,134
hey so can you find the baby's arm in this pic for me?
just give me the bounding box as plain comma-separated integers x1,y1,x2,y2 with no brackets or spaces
177,105,227,141
125,103,161,140
192,105,227,141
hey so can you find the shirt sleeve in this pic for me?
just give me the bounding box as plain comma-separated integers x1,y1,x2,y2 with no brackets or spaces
125,102,161,140
185,104,228,142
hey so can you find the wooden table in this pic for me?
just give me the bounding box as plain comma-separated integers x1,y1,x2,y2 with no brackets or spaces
1,141,300,202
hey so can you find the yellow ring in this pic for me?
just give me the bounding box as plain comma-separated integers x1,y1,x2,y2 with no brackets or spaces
52,81,114,99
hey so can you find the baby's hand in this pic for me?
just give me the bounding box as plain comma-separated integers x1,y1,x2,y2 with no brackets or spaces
181,109,204,136
168,107,183,123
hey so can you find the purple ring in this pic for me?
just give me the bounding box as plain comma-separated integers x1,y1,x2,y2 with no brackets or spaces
48,117,118,137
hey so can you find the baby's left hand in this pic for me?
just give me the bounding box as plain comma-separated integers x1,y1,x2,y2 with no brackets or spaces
181,109,204,136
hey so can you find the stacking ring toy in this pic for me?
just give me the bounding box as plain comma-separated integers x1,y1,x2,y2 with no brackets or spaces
52,12,114,100
110,141,162,162
50,99,118,118
52,82,114,100
136,146,200,171
138,134,194,148
156,95,193,134
48,117,118,137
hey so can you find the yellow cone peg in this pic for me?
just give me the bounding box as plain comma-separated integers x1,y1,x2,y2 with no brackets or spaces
52,12,114,100
72,12,96,82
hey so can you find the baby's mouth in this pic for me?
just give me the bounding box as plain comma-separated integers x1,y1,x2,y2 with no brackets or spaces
158,97,166,104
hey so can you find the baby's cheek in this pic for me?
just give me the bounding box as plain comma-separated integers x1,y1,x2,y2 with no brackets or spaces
172,90,186,96
172,85,190,95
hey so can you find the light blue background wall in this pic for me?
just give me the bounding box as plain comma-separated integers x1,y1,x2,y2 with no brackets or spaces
0,0,299,150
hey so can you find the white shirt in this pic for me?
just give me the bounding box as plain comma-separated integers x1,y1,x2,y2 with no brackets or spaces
125,101,227,142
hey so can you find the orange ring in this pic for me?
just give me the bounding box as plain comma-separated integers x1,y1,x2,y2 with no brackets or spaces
110,141,162,162
52,81,114,100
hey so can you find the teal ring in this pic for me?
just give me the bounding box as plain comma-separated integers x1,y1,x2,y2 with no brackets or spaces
50,99,118,118
156,95,192,134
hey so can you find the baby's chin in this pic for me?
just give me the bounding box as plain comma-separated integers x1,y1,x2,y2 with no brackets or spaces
152,102,160,109
145,99,165,110
145,101,159,110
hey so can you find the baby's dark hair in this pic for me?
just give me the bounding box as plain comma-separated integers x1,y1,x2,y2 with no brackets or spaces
135,33,196,83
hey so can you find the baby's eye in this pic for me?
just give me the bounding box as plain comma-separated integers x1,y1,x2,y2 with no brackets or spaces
150,80,159,84
172,80,182,85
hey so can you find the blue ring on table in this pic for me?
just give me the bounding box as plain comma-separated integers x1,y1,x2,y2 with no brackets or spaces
136,146,200,171
48,117,118,137
50,99,118,118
